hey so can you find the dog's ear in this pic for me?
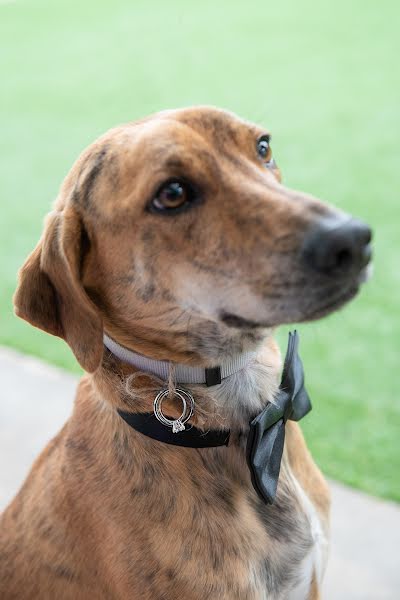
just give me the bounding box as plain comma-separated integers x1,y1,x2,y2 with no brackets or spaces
14,206,103,372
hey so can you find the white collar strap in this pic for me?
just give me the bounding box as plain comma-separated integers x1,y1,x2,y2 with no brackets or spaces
103,333,257,386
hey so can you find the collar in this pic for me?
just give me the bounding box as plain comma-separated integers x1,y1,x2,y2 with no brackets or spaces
104,333,257,387
109,330,311,504
117,410,231,448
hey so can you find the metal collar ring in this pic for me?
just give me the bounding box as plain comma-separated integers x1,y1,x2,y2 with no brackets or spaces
153,388,195,433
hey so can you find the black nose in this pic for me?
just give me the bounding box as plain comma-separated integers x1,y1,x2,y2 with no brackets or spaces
303,218,372,277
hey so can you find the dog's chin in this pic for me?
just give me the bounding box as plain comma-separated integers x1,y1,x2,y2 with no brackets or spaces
296,283,360,323
220,290,356,331
221,265,372,331
298,264,372,323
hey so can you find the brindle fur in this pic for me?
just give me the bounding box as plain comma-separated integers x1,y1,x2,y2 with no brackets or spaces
0,105,358,599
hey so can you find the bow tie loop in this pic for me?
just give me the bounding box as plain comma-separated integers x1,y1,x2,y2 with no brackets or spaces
280,331,311,422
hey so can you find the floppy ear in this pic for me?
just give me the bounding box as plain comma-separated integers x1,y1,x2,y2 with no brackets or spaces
14,206,103,372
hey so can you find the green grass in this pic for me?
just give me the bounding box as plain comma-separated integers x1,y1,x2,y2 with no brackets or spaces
0,0,399,501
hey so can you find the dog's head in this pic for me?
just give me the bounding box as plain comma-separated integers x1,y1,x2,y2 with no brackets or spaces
14,107,372,372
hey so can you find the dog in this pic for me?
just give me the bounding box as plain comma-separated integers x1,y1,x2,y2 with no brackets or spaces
0,106,372,599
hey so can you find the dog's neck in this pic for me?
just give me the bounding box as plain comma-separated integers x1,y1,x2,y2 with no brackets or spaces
98,332,282,433
91,333,285,506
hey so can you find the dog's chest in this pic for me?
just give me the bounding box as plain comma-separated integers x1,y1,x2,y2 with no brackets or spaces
247,472,328,600
161,471,322,600
104,430,330,600
246,491,322,600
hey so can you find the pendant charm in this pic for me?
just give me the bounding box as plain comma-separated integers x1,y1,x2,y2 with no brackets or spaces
172,420,186,433
153,388,195,433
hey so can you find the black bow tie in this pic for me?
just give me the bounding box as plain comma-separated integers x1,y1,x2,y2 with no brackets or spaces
246,331,312,504
117,331,311,504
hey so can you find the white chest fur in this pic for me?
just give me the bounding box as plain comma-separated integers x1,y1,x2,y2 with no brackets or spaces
250,469,329,600
288,472,329,598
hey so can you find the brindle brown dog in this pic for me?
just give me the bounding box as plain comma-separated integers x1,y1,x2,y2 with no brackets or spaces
0,107,372,599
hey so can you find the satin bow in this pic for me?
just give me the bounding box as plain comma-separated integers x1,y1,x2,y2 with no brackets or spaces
246,331,312,504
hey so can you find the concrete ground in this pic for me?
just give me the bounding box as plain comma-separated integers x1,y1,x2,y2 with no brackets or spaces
0,346,399,599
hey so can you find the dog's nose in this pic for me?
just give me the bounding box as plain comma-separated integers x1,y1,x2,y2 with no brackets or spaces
302,218,372,277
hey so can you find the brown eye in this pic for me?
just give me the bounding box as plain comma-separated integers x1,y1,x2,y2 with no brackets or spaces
150,179,196,214
256,134,274,166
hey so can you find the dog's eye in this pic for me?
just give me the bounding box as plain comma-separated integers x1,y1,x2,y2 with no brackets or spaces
151,180,195,213
257,135,271,160
257,135,277,169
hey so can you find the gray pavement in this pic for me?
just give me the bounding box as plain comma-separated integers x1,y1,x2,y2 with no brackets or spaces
0,346,399,598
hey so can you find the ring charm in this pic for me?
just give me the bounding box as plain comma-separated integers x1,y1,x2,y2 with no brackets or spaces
153,388,195,433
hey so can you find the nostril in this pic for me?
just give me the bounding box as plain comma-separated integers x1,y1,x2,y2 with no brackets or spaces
335,247,353,271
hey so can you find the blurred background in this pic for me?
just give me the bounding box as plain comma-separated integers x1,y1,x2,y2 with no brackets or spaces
0,0,398,510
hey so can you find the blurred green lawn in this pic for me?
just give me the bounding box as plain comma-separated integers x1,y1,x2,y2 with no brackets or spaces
1,0,399,501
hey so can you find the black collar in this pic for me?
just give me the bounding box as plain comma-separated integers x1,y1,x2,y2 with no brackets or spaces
117,410,230,448
117,331,311,504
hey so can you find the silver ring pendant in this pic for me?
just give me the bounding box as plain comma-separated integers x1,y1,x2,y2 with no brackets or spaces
153,388,195,433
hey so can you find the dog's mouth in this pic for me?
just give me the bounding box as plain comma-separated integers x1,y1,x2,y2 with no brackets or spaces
220,312,265,330
296,282,360,322
220,263,372,330
220,287,357,329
